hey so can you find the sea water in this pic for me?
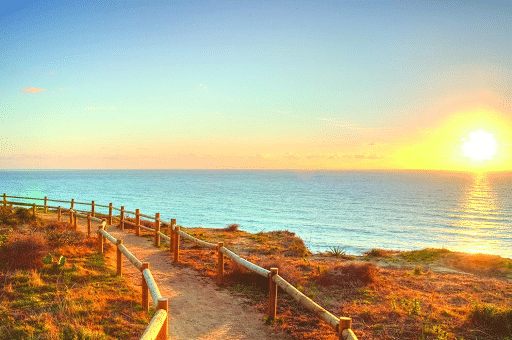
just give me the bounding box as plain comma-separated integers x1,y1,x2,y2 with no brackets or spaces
1,170,511,258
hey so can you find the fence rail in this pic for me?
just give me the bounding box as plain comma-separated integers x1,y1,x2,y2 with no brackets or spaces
3,193,359,339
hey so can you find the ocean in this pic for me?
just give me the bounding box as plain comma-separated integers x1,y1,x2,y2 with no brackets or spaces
1,170,511,258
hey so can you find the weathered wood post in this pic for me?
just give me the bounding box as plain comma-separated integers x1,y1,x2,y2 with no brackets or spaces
44,197,48,213
268,267,278,321
91,200,95,217
108,203,113,225
135,209,140,236
338,317,352,340
73,211,78,231
57,206,62,221
2,193,6,207
97,225,104,254
169,218,176,253
69,209,73,225
141,262,149,311
157,298,169,340
116,239,123,276
173,226,180,263
32,203,36,217
70,198,74,210
217,242,224,285
120,206,125,230
87,213,92,237
154,213,160,247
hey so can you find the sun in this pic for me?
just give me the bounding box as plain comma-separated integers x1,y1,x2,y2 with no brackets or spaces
462,131,497,161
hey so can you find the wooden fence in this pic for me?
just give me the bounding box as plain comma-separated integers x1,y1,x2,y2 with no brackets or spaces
2,194,358,340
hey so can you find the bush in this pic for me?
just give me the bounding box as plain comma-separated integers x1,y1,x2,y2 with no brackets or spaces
0,207,19,226
314,263,378,287
15,208,35,223
0,232,49,270
223,224,239,232
470,304,512,337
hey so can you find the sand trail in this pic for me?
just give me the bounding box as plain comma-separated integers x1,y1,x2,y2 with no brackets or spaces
69,215,292,340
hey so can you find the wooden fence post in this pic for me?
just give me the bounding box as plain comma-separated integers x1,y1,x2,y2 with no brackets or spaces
57,206,62,221
97,225,104,254
2,193,6,207
173,226,180,263
157,298,169,340
268,267,278,321
120,206,125,230
69,209,73,225
338,317,352,339
73,211,78,231
44,197,48,213
32,203,36,217
141,262,149,312
87,213,92,237
154,213,160,247
91,200,95,217
169,218,176,253
70,199,74,210
135,209,140,236
116,239,123,276
108,203,113,225
217,242,224,285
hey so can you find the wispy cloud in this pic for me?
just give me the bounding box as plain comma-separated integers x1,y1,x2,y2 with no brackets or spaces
317,118,359,130
21,87,45,94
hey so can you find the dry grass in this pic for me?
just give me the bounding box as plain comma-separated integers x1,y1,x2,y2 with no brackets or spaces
0,209,152,339
0,232,50,270
174,226,512,340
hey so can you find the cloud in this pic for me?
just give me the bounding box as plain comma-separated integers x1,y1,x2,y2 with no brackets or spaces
86,107,94,110
21,87,45,94
317,118,359,130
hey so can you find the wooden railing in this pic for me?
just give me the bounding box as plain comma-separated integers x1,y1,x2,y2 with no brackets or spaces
2,194,168,340
2,194,358,340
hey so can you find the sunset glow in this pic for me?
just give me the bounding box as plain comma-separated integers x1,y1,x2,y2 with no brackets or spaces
1,1,511,171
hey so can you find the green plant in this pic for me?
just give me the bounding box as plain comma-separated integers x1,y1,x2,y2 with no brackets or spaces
400,298,421,315
42,253,66,267
263,315,284,325
328,245,347,257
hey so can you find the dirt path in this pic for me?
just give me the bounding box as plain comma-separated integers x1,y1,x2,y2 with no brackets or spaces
68,215,293,340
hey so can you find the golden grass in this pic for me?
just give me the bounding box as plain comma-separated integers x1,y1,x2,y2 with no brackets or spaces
176,225,512,340
0,208,152,339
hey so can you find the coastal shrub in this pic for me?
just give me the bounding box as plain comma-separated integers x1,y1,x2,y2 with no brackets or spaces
0,207,20,226
223,223,239,232
0,231,49,270
364,248,395,257
45,228,84,247
15,207,35,223
447,253,512,276
314,263,378,287
45,221,71,231
470,304,512,337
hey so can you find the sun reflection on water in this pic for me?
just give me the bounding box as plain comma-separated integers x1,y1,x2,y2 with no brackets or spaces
451,172,503,255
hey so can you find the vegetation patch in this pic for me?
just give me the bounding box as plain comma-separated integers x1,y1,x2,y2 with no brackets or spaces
0,207,151,339
174,223,512,340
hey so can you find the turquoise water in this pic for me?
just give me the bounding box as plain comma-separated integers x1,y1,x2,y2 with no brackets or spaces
1,170,511,258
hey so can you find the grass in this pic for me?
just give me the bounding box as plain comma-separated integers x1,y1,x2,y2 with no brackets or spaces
174,224,512,340
0,207,152,339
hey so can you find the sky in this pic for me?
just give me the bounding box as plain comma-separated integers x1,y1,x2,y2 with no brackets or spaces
1,0,511,170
